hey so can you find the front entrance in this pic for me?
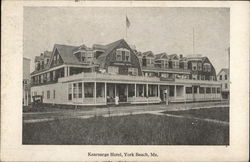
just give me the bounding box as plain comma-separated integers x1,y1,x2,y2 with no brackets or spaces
160,85,169,102
117,84,127,102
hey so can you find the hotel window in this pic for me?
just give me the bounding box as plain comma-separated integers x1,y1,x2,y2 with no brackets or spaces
53,90,56,99
206,87,211,94
225,83,228,89
128,67,138,76
172,61,179,69
198,63,202,71
212,87,216,93
192,74,197,80
84,83,94,98
220,75,222,80
108,66,119,74
116,48,130,62
199,87,205,94
125,51,130,61
201,75,205,80
161,73,169,78
128,84,135,97
148,85,158,97
165,61,169,68
42,91,44,98
225,74,228,80
217,88,221,93
192,62,197,71
78,83,82,98
96,83,104,97
183,61,188,70
80,51,86,62
203,63,211,72
116,50,122,61
73,83,77,98
208,64,211,72
146,59,151,65
186,87,192,94
47,90,50,99
68,83,72,100
193,87,198,94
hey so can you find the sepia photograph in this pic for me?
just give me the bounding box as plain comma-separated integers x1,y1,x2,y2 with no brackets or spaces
22,7,230,145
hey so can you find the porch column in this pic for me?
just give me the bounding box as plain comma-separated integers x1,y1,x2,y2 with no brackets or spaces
94,82,96,105
158,84,160,98
126,84,128,102
134,84,137,97
68,67,70,76
114,84,117,97
142,84,145,97
82,82,85,99
71,83,73,102
26,91,29,106
76,82,79,100
174,85,177,98
104,82,107,104
184,85,186,104
64,66,67,77
146,84,148,97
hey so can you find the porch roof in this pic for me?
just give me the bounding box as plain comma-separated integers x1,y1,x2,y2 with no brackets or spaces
58,72,221,86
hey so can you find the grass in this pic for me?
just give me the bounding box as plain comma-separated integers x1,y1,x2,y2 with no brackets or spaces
23,113,229,145
163,107,229,122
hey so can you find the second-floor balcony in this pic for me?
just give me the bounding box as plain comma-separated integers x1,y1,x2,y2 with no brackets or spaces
142,66,191,74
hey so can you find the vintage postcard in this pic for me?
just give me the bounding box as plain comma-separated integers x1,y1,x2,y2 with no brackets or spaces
1,1,249,161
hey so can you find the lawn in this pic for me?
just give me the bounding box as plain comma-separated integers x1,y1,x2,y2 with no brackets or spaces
163,107,229,122
23,113,229,145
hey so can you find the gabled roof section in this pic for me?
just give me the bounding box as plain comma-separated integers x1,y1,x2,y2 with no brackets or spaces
155,52,168,60
97,39,125,67
142,51,154,58
48,44,80,68
217,68,229,75
169,54,179,60
135,51,143,57
92,44,107,51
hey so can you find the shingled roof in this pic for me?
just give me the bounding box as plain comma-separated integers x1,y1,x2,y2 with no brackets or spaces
52,44,81,65
155,52,168,60
96,39,125,68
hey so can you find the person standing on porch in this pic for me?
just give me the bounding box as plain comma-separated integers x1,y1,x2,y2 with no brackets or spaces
115,95,119,105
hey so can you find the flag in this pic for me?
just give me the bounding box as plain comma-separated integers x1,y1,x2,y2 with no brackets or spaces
126,16,130,28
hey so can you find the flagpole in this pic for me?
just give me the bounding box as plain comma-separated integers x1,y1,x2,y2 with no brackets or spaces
125,8,127,40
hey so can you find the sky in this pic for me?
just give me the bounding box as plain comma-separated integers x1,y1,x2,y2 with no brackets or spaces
24,7,230,73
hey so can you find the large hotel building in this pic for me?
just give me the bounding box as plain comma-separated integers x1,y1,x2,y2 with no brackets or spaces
30,39,222,106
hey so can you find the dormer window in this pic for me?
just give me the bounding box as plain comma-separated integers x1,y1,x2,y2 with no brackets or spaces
203,63,211,72
172,60,179,69
164,60,169,68
198,62,202,71
116,48,130,62
192,62,197,71
80,51,86,62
